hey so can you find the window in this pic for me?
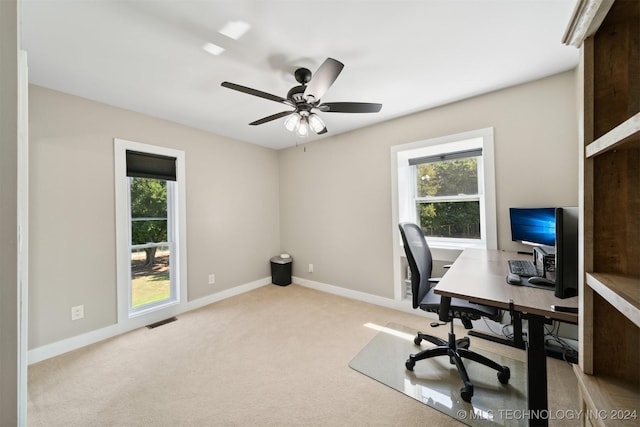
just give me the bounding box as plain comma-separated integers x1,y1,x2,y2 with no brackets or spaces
129,176,174,313
393,128,496,249
115,139,187,324
391,128,496,300
411,148,482,241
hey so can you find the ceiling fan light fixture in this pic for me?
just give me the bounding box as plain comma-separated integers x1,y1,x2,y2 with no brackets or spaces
284,113,301,132
296,119,309,137
308,113,325,134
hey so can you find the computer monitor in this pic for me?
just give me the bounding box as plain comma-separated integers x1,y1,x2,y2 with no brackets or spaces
509,207,556,247
509,206,578,299
553,207,578,299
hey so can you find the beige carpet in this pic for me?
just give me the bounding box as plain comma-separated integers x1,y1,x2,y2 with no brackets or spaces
28,284,579,426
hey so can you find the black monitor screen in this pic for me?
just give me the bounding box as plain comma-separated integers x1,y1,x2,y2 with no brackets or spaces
509,207,556,247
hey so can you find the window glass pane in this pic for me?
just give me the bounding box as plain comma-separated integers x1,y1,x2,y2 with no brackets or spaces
417,201,481,239
129,177,171,309
130,177,167,243
131,245,171,308
416,157,478,198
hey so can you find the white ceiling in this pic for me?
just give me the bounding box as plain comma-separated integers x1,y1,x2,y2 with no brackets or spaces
20,0,579,150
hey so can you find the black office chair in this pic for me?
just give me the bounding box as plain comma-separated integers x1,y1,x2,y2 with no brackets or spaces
399,222,510,402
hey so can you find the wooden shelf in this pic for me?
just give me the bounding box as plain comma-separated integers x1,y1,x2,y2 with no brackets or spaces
573,364,640,427
568,0,639,425
586,273,640,327
586,113,640,158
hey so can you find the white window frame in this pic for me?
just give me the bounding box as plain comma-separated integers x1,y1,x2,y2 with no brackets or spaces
114,138,188,327
390,128,497,300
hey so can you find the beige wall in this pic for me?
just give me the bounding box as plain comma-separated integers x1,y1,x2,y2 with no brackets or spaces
0,0,19,423
28,85,281,348
279,71,578,299
28,70,578,350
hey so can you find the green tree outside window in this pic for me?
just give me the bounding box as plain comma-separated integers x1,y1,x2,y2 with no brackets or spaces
415,158,480,239
130,177,167,265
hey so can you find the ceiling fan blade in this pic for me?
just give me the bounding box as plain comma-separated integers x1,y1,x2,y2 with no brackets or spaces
249,111,293,126
318,102,382,113
303,58,344,102
221,82,292,106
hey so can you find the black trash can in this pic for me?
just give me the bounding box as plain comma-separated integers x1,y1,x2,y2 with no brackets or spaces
270,254,292,286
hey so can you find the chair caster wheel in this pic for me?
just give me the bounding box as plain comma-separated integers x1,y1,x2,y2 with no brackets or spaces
456,337,470,349
405,357,415,371
460,385,473,403
497,366,510,384
413,336,422,345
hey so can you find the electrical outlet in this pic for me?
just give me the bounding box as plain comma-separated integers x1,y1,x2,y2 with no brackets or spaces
71,305,84,321
308,264,314,273
208,274,216,285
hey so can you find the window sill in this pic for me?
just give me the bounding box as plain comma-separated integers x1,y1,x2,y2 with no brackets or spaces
428,239,484,262
397,239,484,262
426,238,485,251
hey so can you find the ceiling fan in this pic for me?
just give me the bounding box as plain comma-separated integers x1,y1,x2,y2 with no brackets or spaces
221,58,382,137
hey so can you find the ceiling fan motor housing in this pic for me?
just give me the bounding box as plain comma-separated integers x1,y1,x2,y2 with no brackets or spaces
294,67,312,84
287,85,308,104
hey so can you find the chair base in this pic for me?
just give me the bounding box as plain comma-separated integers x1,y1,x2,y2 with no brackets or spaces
405,325,510,403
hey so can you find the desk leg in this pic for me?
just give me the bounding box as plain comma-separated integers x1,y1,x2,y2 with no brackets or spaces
526,315,548,427
512,312,525,349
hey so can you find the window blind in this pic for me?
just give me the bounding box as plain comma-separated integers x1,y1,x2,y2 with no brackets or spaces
408,148,482,166
126,150,177,181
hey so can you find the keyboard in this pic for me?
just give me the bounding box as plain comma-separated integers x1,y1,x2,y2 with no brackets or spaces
508,259,538,277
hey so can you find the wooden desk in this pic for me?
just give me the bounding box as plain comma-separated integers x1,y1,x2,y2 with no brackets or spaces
434,249,578,427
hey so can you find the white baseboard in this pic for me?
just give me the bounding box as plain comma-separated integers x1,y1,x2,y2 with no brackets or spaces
185,277,271,312
28,277,271,365
28,323,122,365
293,276,418,315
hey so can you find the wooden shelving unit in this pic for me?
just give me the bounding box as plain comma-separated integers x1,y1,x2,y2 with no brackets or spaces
585,113,640,157
564,0,639,426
